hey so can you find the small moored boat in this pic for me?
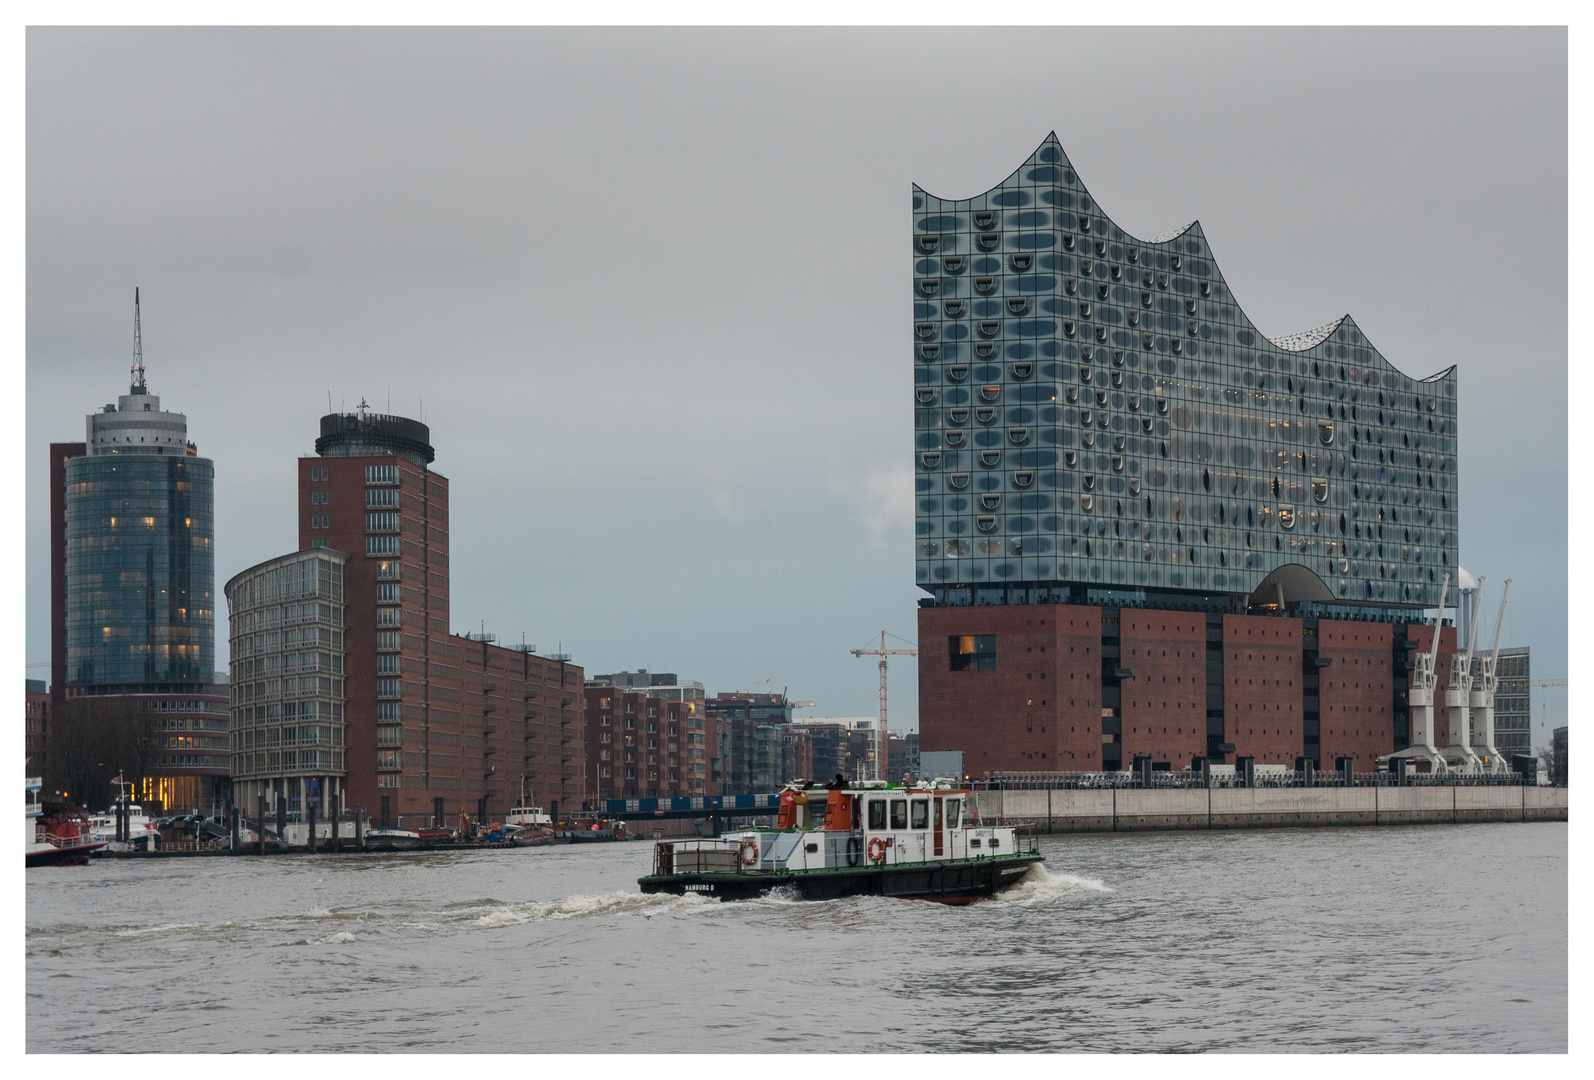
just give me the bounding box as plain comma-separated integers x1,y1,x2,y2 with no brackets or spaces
87,802,161,852
362,827,424,851
638,778,1041,903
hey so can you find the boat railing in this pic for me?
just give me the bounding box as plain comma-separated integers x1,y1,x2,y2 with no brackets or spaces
653,837,744,876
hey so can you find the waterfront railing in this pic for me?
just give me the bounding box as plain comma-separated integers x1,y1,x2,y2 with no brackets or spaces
982,769,1536,791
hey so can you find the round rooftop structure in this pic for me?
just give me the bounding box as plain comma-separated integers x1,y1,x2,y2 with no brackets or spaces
315,410,434,466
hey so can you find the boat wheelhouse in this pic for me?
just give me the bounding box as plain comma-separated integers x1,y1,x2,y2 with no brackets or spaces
638,778,1041,902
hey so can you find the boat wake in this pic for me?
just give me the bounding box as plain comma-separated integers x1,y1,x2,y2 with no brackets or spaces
989,863,1111,906
471,889,717,928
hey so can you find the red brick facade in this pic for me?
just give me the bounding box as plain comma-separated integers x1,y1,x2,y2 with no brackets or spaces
1118,611,1207,768
920,601,1441,776
25,685,49,769
48,442,86,711
1316,621,1395,773
298,452,583,825
918,604,1100,774
586,690,718,801
1222,614,1302,766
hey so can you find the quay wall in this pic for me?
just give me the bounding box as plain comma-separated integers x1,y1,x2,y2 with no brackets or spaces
973,786,1568,833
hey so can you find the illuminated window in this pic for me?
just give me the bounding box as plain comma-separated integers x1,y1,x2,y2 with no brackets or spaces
950,635,997,671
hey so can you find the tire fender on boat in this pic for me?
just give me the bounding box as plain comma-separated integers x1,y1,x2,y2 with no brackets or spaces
846,835,863,867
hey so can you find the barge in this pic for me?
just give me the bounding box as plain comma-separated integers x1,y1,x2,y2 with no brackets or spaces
638,778,1041,902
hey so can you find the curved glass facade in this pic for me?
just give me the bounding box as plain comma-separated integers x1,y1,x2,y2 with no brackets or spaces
64,454,215,691
225,547,347,814
913,134,1459,608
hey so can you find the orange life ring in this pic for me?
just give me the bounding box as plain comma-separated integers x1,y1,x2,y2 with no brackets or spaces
867,836,887,863
740,838,761,865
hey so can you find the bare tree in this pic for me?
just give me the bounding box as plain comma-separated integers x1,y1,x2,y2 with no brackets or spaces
1536,744,1565,788
44,698,163,811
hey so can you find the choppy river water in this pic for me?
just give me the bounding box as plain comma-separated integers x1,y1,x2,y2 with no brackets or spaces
26,821,1565,1052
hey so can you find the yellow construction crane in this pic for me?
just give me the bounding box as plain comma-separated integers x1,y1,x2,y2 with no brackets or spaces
851,631,917,781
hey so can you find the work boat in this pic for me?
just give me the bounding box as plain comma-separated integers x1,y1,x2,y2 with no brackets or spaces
638,779,1042,902
26,777,108,867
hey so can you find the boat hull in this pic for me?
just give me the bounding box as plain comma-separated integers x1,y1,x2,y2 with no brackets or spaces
363,835,425,851
638,854,1042,903
27,839,109,867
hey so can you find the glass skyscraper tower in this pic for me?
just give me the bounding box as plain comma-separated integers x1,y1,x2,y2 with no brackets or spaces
50,293,226,811
63,367,214,691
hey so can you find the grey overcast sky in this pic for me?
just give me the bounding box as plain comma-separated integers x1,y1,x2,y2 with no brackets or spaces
24,27,1568,741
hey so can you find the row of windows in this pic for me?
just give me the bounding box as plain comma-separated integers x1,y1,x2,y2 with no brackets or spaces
231,675,345,703
231,699,342,726
232,748,344,776
230,625,342,659
231,650,343,677
232,724,344,749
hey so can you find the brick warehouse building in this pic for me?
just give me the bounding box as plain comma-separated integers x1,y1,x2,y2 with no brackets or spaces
226,406,583,828
583,687,717,802
913,135,1465,776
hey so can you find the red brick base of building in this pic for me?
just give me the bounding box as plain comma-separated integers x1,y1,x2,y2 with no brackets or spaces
919,602,1433,776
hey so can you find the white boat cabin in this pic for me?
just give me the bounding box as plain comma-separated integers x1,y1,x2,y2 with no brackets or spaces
504,806,551,829
721,780,1021,873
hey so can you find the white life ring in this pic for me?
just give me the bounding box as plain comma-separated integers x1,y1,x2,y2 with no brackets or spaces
740,838,760,866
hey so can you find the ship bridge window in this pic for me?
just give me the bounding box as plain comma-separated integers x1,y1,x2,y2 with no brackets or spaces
911,800,929,829
946,799,962,827
890,800,909,830
868,799,886,831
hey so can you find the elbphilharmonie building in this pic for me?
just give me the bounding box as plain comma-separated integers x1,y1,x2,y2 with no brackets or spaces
914,133,1457,613
915,135,1467,777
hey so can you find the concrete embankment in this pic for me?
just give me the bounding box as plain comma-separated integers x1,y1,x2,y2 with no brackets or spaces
972,785,1568,833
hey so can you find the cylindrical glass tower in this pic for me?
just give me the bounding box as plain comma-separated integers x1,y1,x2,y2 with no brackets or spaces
64,384,215,694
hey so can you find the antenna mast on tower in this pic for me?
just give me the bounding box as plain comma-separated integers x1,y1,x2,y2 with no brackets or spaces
131,287,147,393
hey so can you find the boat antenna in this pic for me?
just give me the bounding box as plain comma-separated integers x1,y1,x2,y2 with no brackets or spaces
131,287,147,393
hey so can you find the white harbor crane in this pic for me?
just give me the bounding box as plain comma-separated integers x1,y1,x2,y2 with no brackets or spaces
1385,572,1450,774
1441,574,1485,772
850,631,917,782
1469,578,1512,773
